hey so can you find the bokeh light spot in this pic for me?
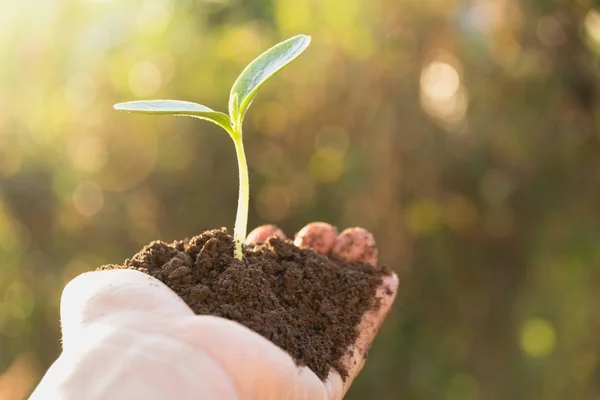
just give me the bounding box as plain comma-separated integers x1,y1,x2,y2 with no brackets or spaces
309,148,344,183
129,61,162,98
520,318,556,357
421,61,460,101
421,87,468,124
72,181,104,217
584,10,600,44
420,57,468,125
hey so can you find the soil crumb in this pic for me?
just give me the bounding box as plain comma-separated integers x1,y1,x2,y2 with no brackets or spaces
99,228,388,380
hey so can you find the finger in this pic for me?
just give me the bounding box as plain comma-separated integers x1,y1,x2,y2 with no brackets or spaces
246,224,287,245
339,273,399,396
293,222,338,255
173,316,327,400
61,269,193,350
322,372,344,400
32,321,242,400
326,227,398,396
330,227,378,267
322,274,398,399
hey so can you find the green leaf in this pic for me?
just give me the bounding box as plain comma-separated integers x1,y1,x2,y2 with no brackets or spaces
229,34,311,129
114,100,232,133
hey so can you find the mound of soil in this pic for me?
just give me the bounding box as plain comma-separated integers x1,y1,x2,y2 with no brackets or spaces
99,228,389,380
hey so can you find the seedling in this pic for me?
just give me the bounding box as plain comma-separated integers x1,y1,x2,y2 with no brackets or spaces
114,34,311,259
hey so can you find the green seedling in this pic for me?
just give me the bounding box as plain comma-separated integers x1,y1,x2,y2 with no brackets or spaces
114,34,311,259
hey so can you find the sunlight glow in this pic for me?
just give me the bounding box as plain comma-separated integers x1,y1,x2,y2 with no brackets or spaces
421,61,460,101
420,57,468,125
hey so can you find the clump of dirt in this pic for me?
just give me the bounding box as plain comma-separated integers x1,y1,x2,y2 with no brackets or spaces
99,228,388,380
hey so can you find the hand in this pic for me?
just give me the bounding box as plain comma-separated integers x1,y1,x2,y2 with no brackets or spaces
31,224,398,400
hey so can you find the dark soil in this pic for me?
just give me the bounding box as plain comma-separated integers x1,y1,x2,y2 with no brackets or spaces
99,228,389,380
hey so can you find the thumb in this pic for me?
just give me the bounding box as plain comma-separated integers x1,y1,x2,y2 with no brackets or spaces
60,269,193,350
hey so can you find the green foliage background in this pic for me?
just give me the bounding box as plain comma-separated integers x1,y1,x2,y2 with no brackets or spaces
1,0,600,398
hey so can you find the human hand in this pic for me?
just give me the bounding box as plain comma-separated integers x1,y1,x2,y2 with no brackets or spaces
31,223,398,400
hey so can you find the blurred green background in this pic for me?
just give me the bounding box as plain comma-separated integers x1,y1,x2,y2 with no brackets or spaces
2,0,600,398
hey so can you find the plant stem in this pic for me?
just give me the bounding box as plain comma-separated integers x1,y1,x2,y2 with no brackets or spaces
232,134,249,259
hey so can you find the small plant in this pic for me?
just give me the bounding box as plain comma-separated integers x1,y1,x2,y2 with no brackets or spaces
114,34,311,259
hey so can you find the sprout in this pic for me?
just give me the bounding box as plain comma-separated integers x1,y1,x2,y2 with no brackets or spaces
114,35,311,259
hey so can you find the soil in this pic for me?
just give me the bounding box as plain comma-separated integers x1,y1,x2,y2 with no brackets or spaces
99,228,389,380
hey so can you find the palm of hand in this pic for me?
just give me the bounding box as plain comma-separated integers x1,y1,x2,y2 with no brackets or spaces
32,227,398,400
